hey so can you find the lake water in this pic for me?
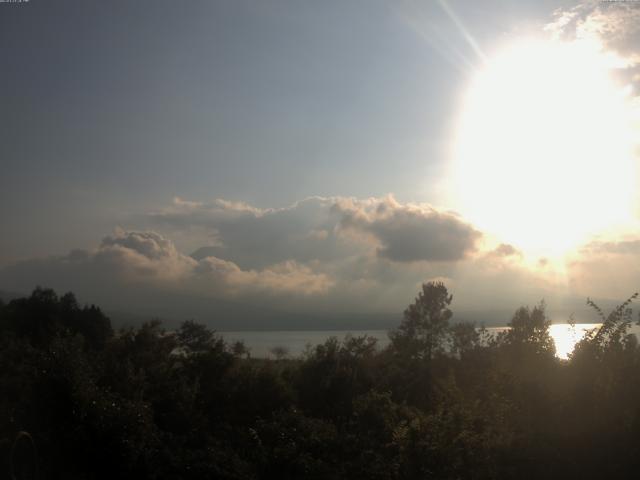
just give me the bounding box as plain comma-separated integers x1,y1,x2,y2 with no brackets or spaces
221,324,640,360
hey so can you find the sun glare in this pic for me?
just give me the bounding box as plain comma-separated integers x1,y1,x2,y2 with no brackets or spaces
549,323,598,360
451,38,636,257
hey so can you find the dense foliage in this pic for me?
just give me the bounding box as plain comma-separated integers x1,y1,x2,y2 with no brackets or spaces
2,283,640,479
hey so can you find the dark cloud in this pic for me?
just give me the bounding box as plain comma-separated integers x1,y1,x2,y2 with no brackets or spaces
147,195,480,267
148,197,358,270
334,196,481,262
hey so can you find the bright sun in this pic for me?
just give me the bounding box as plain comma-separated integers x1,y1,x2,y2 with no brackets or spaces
451,38,636,257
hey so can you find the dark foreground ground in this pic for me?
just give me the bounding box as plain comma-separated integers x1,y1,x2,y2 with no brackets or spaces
2,283,640,479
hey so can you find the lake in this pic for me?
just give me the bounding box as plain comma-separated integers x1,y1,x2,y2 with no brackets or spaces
221,323,640,360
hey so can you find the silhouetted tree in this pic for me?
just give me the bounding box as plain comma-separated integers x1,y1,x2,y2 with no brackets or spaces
501,301,555,357
390,281,453,360
3,286,640,479
450,321,481,359
177,319,219,353
270,345,290,360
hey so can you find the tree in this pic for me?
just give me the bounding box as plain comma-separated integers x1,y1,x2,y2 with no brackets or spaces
270,345,290,360
390,281,453,360
177,319,220,354
450,321,480,359
503,302,555,357
2,287,112,350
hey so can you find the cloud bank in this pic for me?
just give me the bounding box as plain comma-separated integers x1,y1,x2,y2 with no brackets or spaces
0,192,632,327
1,195,549,326
0,228,332,309
147,195,480,267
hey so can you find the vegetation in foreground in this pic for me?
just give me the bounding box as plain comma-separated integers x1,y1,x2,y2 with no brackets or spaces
2,283,640,479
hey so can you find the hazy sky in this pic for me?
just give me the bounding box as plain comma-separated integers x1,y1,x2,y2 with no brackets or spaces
1,0,571,262
1,0,639,326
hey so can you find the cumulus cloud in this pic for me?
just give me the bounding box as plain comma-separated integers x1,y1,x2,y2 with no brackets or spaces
334,195,481,262
192,257,332,296
0,196,577,326
101,229,179,261
146,195,480,266
95,229,194,280
129,195,486,315
169,195,558,316
0,229,332,310
545,1,640,87
547,2,640,58
147,196,356,270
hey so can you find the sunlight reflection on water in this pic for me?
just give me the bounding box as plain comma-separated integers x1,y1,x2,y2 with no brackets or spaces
472,324,602,360
549,324,600,360
221,323,638,360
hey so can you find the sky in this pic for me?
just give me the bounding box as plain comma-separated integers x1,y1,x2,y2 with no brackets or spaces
1,0,639,328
